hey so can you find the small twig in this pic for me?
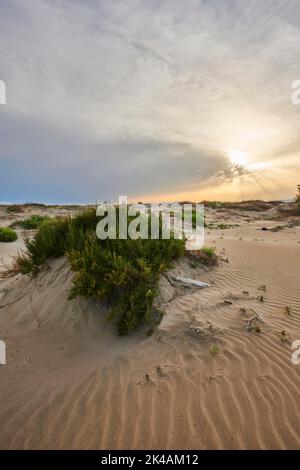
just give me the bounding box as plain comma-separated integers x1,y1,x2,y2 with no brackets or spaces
246,306,265,332
251,306,264,322
246,315,257,332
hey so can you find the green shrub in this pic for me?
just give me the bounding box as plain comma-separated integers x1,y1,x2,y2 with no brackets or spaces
6,205,24,213
0,227,18,242
217,223,232,230
67,234,184,335
191,209,207,228
187,246,218,266
180,207,206,228
21,217,72,269
188,246,218,266
210,344,220,355
200,246,216,257
17,215,50,230
15,208,185,334
24,202,47,207
201,200,219,209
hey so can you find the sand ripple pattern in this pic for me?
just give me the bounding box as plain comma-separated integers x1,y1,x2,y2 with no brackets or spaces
0,233,300,449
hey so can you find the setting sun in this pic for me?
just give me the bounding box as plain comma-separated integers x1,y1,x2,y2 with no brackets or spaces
228,149,249,167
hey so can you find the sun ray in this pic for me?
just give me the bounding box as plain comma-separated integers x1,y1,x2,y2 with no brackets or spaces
228,149,249,167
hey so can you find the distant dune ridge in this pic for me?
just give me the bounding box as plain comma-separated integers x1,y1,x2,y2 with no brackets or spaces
0,203,300,449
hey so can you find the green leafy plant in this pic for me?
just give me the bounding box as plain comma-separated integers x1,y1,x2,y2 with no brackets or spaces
210,344,220,355
180,207,206,228
213,223,238,229
200,246,216,257
201,200,219,209
191,209,207,228
15,208,185,335
16,215,50,230
0,227,18,242
188,246,218,266
6,205,24,213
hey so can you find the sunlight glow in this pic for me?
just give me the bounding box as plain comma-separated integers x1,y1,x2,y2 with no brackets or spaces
228,149,249,167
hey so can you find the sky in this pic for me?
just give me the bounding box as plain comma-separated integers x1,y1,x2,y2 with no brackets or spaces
1,0,300,204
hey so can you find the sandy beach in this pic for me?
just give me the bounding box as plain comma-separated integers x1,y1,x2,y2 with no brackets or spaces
2,1,300,460
0,203,299,449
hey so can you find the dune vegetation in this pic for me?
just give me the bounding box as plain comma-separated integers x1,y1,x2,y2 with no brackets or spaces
13,214,50,230
15,208,186,334
0,227,18,243
5,204,24,214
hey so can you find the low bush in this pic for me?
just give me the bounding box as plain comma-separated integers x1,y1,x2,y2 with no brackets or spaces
15,208,185,334
188,246,218,266
16,215,50,230
0,227,18,242
200,246,216,258
6,205,24,214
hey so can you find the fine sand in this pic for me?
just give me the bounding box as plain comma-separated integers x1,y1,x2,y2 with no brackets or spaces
0,204,300,449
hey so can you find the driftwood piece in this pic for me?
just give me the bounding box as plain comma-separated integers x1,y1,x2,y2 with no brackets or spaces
175,277,210,288
251,306,264,322
246,307,264,332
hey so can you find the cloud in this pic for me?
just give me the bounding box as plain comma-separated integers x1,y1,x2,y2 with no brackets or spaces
1,0,300,202
0,110,227,203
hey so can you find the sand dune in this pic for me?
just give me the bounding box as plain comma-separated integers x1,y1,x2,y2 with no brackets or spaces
0,208,300,449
